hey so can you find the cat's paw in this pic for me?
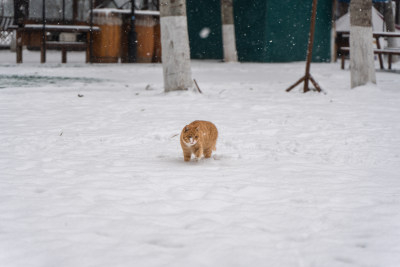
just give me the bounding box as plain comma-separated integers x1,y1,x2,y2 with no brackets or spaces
212,154,222,160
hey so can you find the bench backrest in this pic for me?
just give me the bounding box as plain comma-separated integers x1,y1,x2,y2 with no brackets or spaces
0,16,14,31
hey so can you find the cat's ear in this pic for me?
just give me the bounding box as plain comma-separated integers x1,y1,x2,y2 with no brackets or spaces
184,126,189,132
195,127,199,131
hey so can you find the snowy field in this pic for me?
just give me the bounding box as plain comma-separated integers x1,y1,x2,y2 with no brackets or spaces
1,50,400,267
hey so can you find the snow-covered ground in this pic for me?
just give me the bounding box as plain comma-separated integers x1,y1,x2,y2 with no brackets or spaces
1,50,400,267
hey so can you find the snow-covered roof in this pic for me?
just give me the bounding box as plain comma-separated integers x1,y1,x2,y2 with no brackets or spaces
92,8,160,17
335,7,400,32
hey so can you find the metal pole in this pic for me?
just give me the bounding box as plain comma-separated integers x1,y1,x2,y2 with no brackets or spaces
62,0,65,23
89,0,94,63
128,0,137,62
143,0,149,10
41,0,46,63
73,0,78,24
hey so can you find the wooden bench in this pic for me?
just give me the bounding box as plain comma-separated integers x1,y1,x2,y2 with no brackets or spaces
337,30,400,70
0,16,13,30
9,24,100,63
339,47,400,70
0,16,14,49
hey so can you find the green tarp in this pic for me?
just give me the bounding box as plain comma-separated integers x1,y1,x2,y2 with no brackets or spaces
187,0,332,62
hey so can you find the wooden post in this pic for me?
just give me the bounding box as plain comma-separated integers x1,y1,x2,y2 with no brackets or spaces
286,0,322,93
62,48,67,63
303,0,318,92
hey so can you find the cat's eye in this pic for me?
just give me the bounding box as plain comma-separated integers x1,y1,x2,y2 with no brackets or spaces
195,136,198,138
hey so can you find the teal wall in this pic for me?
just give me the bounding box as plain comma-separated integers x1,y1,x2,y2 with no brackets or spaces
263,0,332,62
233,0,269,62
186,0,332,62
187,0,223,59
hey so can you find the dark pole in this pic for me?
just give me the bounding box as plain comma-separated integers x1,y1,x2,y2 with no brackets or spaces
41,0,46,63
128,0,137,62
303,0,318,92
14,0,29,63
73,0,78,24
14,0,29,26
89,0,94,63
286,0,322,93
62,0,65,23
143,0,149,10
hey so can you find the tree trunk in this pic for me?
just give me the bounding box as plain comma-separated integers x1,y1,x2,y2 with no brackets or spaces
160,0,193,92
350,0,376,88
384,1,398,49
221,0,237,62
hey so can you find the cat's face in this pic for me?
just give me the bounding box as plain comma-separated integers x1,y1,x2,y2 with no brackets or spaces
182,126,200,146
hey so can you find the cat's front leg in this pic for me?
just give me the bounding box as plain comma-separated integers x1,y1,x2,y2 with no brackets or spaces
194,145,204,160
204,148,212,158
183,151,192,162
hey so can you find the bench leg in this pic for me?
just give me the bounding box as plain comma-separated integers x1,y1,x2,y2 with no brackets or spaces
16,30,23,63
41,43,46,63
341,54,345,69
87,32,93,63
62,48,67,63
388,54,392,70
16,44,23,64
40,30,47,63
375,36,385,69
378,54,384,69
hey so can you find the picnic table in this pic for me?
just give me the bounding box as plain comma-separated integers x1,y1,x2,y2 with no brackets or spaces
337,30,400,70
9,24,100,63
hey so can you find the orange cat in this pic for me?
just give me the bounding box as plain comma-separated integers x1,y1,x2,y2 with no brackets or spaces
180,120,218,161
